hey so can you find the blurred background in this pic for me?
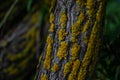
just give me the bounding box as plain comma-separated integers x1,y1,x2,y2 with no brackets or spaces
0,0,120,80
95,0,120,80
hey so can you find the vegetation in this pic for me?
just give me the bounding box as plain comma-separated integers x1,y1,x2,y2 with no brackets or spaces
0,0,120,80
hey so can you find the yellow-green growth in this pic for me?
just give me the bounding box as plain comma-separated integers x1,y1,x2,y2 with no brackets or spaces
30,11,40,23
3,65,18,75
6,26,37,74
78,21,101,80
37,54,42,68
58,11,67,41
25,26,37,39
83,35,89,44
51,63,59,72
41,74,48,80
38,54,42,62
57,41,68,60
68,59,80,80
18,51,34,69
86,0,95,18
7,39,35,61
4,23,37,76
44,35,53,69
49,12,55,32
71,43,80,60
63,62,72,76
71,12,85,42
82,20,92,33
96,3,104,22
76,0,85,7
60,12,67,28
72,12,85,34
75,0,85,12
49,12,54,23
1,40,7,47
77,1,106,77
58,29,67,41
49,0,56,12
49,24,55,32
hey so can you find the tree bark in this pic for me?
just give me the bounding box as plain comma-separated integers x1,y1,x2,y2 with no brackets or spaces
35,0,106,80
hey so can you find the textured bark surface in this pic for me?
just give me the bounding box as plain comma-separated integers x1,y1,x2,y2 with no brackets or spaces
35,0,106,80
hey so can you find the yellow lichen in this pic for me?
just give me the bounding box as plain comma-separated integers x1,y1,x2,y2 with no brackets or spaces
63,62,72,76
44,13,54,69
83,35,89,44
72,21,81,34
49,23,55,32
58,29,67,41
78,68,87,80
44,44,52,69
41,74,48,80
78,12,85,21
78,21,100,80
72,12,84,34
38,54,42,62
71,12,85,42
86,0,95,9
7,39,35,61
25,26,37,38
57,41,68,60
23,40,35,53
30,11,40,23
82,20,92,33
46,35,53,43
77,1,105,79
49,12,55,32
71,37,77,43
60,12,67,28
76,0,85,6
86,0,95,18
1,40,7,47
71,43,80,60
51,63,59,72
68,59,80,80
49,0,56,12
49,12,54,23
44,35,53,69
75,0,84,12
3,65,18,75
37,54,42,68
96,3,104,22
58,11,68,41
18,52,34,69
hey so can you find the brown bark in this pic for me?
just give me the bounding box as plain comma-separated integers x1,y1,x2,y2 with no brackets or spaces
35,0,106,80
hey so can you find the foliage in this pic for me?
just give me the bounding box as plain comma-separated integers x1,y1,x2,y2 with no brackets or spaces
105,0,120,44
96,0,120,80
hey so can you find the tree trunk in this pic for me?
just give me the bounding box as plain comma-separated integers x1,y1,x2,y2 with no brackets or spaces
35,0,106,80
0,9,40,80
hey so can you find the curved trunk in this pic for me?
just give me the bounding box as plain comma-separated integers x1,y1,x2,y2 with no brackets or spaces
35,0,106,80
0,9,40,80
